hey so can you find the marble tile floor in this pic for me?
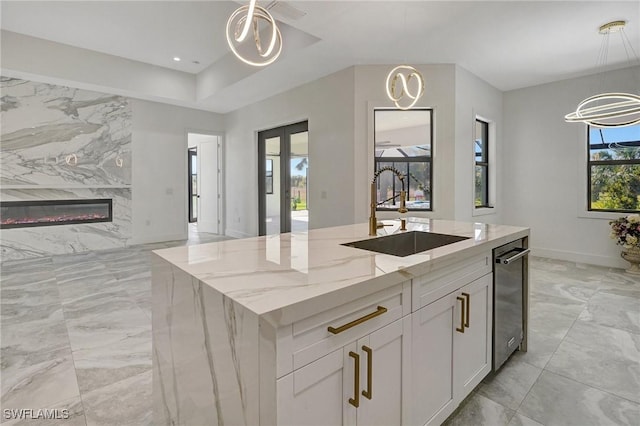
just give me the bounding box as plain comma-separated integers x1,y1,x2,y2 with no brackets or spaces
1,247,639,425
0,231,228,426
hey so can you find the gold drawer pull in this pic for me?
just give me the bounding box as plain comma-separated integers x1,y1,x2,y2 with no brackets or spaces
362,345,373,400
462,292,470,328
327,306,388,335
349,351,360,408
456,296,465,333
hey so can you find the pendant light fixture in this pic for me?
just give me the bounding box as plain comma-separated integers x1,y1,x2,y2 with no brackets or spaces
385,6,425,110
385,65,425,110
565,20,640,128
226,0,282,67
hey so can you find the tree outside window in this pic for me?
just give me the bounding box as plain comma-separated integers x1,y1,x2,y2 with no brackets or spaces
588,125,640,212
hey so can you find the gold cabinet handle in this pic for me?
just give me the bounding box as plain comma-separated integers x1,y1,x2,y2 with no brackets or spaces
456,296,465,333
362,345,373,400
328,306,387,335
462,292,470,328
349,351,360,408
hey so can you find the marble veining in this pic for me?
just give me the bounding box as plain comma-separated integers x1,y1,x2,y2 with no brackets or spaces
153,219,529,322
1,77,131,187
0,77,132,260
152,259,260,425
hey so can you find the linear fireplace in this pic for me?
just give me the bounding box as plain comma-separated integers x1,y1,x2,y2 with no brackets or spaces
0,199,113,229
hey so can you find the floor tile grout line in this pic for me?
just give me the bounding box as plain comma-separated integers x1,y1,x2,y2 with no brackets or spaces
512,369,545,425
537,272,640,407
56,274,90,426
537,368,640,407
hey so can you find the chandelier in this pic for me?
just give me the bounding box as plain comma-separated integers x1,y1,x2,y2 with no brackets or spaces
226,0,282,67
565,21,640,128
385,65,425,110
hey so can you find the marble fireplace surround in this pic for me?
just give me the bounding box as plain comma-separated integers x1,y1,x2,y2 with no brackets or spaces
0,77,132,260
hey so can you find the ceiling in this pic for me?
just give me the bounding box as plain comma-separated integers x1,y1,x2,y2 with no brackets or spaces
2,1,639,113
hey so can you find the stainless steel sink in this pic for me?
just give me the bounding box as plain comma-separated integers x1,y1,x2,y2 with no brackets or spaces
342,231,469,257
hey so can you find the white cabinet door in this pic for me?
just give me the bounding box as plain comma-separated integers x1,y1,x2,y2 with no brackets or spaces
453,273,493,400
278,317,411,426
277,344,357,426
411,294,457,426
357,317,411,426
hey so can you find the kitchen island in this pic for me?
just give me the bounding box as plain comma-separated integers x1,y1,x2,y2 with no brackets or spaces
152,218,529,425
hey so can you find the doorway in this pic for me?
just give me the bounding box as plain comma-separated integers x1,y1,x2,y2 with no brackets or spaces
188,148,198,223
187,133,222,235
258,121,309,236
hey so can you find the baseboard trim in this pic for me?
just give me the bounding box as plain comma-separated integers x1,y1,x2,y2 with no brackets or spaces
531,246,626,269
226,229,253,239
129,233,187,246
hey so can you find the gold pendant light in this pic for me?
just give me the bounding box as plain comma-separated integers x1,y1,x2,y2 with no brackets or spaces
226,0,282,67
385,65,425,110
565,21,640,128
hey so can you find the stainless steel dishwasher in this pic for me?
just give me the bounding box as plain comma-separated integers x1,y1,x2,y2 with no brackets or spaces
493,239,530,371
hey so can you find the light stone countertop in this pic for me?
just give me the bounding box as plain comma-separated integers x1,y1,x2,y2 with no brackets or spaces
153,218,529,325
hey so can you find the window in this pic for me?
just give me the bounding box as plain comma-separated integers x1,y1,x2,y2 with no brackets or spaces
374,109,433,211
475,119,490,208
588,125,640,212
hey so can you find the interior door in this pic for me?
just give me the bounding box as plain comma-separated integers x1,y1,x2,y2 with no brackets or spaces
259,121,308,236
198,140,220,234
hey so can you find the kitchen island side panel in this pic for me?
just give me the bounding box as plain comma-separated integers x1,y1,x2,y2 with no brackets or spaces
152,253,260,425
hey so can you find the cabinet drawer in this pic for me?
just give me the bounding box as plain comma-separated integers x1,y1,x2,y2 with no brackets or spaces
412,253,490,311
278,281,410,375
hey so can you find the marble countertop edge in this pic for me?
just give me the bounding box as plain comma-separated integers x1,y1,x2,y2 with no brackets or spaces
152,219,529,324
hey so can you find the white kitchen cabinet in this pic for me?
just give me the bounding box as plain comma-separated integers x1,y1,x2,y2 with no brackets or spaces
411,273,493,426
277,317,412,426
454,273,493,399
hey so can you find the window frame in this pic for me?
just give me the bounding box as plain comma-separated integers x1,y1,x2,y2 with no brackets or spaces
587,125,640,213
474,118,490,208
373,108,434,212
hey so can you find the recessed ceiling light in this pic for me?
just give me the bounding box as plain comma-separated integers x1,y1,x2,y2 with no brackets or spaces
173,57,181,62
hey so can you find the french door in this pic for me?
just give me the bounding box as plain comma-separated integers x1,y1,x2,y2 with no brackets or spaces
258,121,308,236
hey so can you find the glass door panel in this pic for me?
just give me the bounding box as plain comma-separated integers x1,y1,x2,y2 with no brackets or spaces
290,131,308,233
265,136,281,235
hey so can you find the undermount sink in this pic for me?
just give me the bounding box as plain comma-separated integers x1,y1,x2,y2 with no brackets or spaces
342,231,469,257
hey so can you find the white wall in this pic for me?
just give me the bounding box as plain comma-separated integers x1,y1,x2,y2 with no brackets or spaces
131,100,224,244
503,66,639,267
224,67,355,238
454,65,504,224
353,64,456,222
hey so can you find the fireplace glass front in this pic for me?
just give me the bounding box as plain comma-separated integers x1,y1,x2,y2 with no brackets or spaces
0,199,113,229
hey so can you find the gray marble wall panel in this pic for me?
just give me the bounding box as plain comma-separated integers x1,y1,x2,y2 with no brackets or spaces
1,77,131,186
1,77,132,259
152,254,260,425
1,188,131,260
